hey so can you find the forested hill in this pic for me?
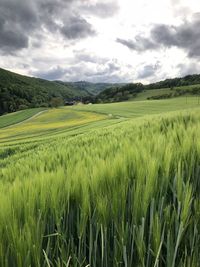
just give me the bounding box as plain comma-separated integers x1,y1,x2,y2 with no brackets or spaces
94,74,200,103
56,81,125,95
0,68,89,115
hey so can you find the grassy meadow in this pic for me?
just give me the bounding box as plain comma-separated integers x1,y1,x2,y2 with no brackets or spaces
0,108,106,144
73,96,200,118
0,108,45,128
0,97,200,266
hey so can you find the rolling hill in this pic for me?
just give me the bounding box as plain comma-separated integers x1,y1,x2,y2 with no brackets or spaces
56,81,125,95
0,68,89,115
93,77,200,103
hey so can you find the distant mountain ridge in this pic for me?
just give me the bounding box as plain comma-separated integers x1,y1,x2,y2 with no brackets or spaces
55,80,125,95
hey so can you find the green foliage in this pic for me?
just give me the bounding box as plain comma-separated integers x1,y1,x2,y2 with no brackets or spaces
95,83,144,103
49,97,64,108
146,74,200,89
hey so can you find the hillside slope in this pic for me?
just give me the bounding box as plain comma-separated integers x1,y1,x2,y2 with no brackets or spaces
73,97,200,118
0,68,89,115
94,77,200,103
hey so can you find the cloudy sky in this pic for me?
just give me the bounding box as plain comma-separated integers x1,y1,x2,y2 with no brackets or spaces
0,0,200,83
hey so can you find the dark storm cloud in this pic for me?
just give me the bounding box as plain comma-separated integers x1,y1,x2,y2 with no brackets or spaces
0,0,120,54
0,0,37,52
150,25,177,47
151,17,200,58
0,17,28,52
0,0,37,28
61,16,96,40
117,15,200,58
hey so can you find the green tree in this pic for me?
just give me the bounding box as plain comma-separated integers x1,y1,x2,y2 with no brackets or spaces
50,97,64,108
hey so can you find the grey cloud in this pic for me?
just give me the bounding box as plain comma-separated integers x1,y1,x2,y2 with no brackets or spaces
38,0,73,15
116,38,136,50
0,0,119,54
137,63,161,79
73,50,109,64
61,16,96,40
116,37,158,52
0,17,28,52
33,64,93,81
117,15,200,58
0,0,37,29
79,1,119,18
0,0,37,53
32,57,123,82
75,53,99,63
108,62,120,72
71,51,123,80
177,63,200,76
151,18,200,57
83,60,121,77
151,25,177,47
84,69,107,77
0,0,97,54
33,66,66,80
74,59,122,82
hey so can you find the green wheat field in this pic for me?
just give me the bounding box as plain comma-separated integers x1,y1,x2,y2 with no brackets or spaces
0,97,200,267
